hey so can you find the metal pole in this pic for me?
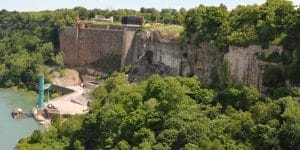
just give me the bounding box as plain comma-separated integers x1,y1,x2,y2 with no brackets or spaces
47,90,50,102
37,74,44,108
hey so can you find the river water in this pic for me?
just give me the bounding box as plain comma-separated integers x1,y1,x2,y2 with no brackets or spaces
0,88,42,150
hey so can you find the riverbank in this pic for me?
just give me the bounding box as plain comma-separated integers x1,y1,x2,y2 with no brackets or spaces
31,69,92,127
4,86,37,96
0,88,42,149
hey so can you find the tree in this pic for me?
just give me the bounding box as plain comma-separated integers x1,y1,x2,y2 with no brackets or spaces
133,128,156,145
250,101,281,124
29,130,42,144
0,64,6,79
250,124,279,149
184,5,228,46
74,140,85,150
74,7,89,20
262,65,285,87
215,86,260,110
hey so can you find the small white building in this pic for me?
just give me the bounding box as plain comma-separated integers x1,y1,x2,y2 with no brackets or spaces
91,15,114,23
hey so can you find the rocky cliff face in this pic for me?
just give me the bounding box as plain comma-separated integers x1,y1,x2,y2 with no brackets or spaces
181,43,223,85
130,31,222,85
130,31,284,91
224,45,283,92
131,30,181,73
128,30,180,82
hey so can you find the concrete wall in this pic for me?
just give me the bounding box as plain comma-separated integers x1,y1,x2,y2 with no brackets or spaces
60,27,124,67
60,26,138,68
121,26,137,67
89,24,123,30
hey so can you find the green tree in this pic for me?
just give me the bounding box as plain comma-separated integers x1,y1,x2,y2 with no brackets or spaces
29,130,42,144
74,140,85,150
250,124,279,149
262,65,285,87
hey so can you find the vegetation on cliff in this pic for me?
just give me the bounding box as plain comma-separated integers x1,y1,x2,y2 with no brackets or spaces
184,0,299,50
183,0,300,87
16,73,300,149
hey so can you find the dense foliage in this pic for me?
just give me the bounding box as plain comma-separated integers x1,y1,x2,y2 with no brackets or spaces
0,9,75,87
75,7,187,25
184,0,300,87
16,73,300,149
184,0,299,49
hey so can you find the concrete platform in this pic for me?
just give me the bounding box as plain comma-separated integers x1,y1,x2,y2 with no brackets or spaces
45,86,89,115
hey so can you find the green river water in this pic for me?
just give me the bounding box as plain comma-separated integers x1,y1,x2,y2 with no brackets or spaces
0,88,42,150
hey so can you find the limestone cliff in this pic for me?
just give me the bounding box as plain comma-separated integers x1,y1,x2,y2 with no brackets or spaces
128,30,181,82
224,45,283,92
131,30,181,74
130,30,285,91
129,31,222,85
181,43,223,85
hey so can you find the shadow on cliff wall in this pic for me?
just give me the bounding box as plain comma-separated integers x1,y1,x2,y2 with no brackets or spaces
91,54,122,75
127,50,178,82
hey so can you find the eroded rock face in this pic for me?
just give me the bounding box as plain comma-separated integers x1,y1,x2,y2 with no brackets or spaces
132,30,181,75
132,31,285,91
182,43,223,85
129,31,181,82
225,45,283,92
131,31,222,85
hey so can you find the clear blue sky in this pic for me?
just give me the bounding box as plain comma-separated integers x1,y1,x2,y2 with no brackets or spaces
0,0,299,12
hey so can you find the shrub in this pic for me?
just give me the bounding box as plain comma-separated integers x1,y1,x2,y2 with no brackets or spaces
262,65,285,87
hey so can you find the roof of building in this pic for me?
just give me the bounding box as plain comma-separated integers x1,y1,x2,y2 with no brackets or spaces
121,16,143,25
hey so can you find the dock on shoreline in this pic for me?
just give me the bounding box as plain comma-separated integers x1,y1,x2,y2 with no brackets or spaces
32,84,90,127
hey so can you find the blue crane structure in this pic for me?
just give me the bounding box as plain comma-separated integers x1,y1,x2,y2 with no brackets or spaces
37,74,51,108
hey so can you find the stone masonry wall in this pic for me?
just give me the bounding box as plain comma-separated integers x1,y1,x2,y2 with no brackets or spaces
60,26,138,68
59,27,124,67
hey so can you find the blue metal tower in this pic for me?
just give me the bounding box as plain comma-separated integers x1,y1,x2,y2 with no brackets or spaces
37,74,51,108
